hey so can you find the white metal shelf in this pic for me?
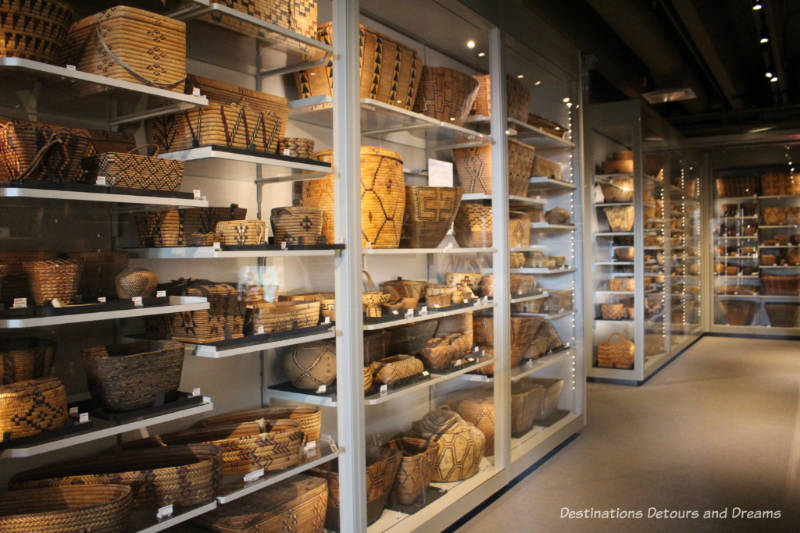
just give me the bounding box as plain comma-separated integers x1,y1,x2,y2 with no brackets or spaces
189,329,336,359
510,292,549,304
0,399,214,459
715,294,800,301
465,116,575,149
0,186,209,207
510,267,576,275
457,348,573,383
461,193,547,206
530,222,575,231
596,231,633,237
595,261,634,266
510,412,582,458
528,176,577,190
512,309,575,320
362,247,495,255
510,245,548,252
134,502,218,533
363,302,495,331
126,247,339,260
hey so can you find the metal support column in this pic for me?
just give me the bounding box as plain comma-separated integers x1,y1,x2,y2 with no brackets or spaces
632,118,646,381
333,0,367,531
489,24,511,469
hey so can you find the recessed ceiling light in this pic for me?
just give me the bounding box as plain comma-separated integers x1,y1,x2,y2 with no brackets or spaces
477,51,486,57
765,72,773,78
517,74,524,79
760,35,769,44
771,76,779,83
752,1,763,10
466,40,476,49
641,87,697,103
534,80,542,86
562,97,570,103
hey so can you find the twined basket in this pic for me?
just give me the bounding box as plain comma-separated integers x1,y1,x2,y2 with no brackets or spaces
280,340,336,390
0,485,132,533
419,333,471,370
134,205,247,247
81,147,184,190
473,315,543,373
10,443,222,508
215,219,267,246
604,206,634,232
765,303,800,327
448,388,497,454
116,269,158,299
454,203,493,248
380,278,428,301
510,380,546,435
453,139,535,196
250,300,321,333
23,259,80,305
0,377,67,442
600,303,625,320
181,0,318,39
201,406,322,443
532,155,562,181
400,186,462,248
82,340,184,412
280,291,334,323
0,250,56,304
270,206,323,246
760,273,800,295
372,355,425,386
194,474,328,533
436,312,474,348
0,0,74,64
608,277,635,292
0,118,89,182
411,407,485,482
509,211,531,248
387,437,440,505
413,66,479,125
445,258,484,292
472,74,530,122
387,320,439,355
64,6,186,94
597,333,634,369
67,251,128,300
720,300,758,326
0,338,56,385
278,137,315,159
600,177,634,202
296,22,422,111
170,281,246,343
304,147,405,248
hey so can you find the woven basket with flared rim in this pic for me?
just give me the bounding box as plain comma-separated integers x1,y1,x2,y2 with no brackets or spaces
0,118,90,182
445,258,484,291
64,6,186,94
600,303,626,320
23,259,80,306
82,146,184,190
201,406,322,443
277,137,315,159
509,211,531,248
475,315,545,364
82,340,184,412
600,177,634,202
250,300,321,334
372,355,425,385
604,206,634,232
520,378,565,421
380,278,428,301
115,269,157,299
67,251,128,300
314,445,401,528
387,320,439,355
0,377,66,442
215,219,267,246
270,206,323,246
453,139,535,196
132,419,304,476
453,203,492,248
0,484,132,533
280,340,336,391
0,0,74,64
413,67,479,125
296,22,422,110
401,185,463,248
471,74,530,122
411,407,485,482
419,333,471,370
720,300,758,326
0,251,56,304
533,155,562,181
304,147,405,248
765,303,800,327
0,338,56,385
614,247,635,261
387,438,440,505
11,443,222,508
597,333,634,369
195,474,327,533
608,277,635,292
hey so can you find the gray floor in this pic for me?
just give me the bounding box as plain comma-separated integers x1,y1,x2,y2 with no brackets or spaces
456,336,800,532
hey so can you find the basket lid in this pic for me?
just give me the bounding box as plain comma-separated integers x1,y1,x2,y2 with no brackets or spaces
73,5,185,32
0,377,62,398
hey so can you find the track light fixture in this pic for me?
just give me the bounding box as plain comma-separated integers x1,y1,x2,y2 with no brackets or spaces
752,1,763,11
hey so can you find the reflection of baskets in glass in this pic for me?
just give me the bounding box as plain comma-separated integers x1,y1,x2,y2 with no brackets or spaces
765,303,800,327
715,175,757,197
600,177,633,202
720,300,757,326
600,303,625,320
608,277,635,292
760,273,800,295
597,333,634,369
604,206,634,232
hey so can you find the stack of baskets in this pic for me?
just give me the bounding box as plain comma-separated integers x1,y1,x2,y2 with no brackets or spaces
277,137,316,159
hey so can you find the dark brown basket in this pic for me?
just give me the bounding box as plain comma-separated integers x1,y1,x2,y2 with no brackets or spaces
364,330,391,365
23,259,80,306
715,176,758,198
82,340,184,412
0,250,57,305
413,67,479,125
400,186,463,248
0,118,89,182
0,338,56,385
67,251,128,300
760,273,800,295
387,437,440,505
765,303,800,327
0,0,74,64
387,319,440,355
720,301,758,326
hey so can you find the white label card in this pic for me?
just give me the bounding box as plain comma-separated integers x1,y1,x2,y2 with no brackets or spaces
427,158,453,187
156,290,166,298
157,504,173,520
379,384,388,395
244,469,264,483
420,306,428,315
78,412,89,424
323,316,331,324
405,309,414,318
193,189,202,200
132,296,143,307
66,64,77,71
192,387,201,397
315,385,326,394
95,176,107,186
192,87,201,96
454,359,463,367
422,371,430,377
304,440,317,454
69,406,78,416
12,297,26,309
97,296,107,303
283,148,291,156
213,242,222,252
257,325,265,334
473,346,480,353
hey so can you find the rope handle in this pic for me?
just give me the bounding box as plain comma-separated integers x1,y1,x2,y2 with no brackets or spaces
126,144,160,157
362,270,379,293
18,135,65,181
604,332,631,345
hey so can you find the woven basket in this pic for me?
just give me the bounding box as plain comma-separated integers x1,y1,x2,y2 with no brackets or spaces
195,474,327,533
454,203,492,248
0,0,74,64
280,340,336,390
453,139,535,196
509,211,531,248
604,206,634,232
760,172,787,195
411,407,485,482
762,207,787,225
11,443,222,508
765,303,800,327
532,156,562,181
597,333,634,369
527,113,567,138
760,273,800,295
136,419,304,476
296,22,422,110
473,316,543,372
277,137,315,159
22,259,79,306
250,300,321,334
373,355,424,386
720,301,758,326
472,74,530,122
446,258,484,291
170,281,246,343
0,118,90,182
68,251,128,300
0,485,132,533
387,437,440,506
600,303,625,320
179,0,317,38
364,364,374,392
600,177,634,202
64,6,186,94
115,269,158,299
0,377,66,442
201,406,322,443
436,312,473,346
82,147,183,190
424,284,454,307
0,338,56,385
449,389,496,454
270,206,323,246
510,274,536,296
419,333,471,370
215,219,267,246
715,176,757,198
305,147,405,248
148,75,287,153
380,278,428,301
387,320,439,355
0,251,56,304
511,380,546,436
608,277,635,292
82,340,184,412
413,67,479,125
614,247,634,261
521,378,565,421
401,186,462,248
135,206,248,248
280,291,334,322
510,252,525,269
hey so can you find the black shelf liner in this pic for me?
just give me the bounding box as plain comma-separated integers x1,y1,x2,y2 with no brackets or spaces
197,323,334,349
87,391,204,424
0,181,195,199
0,417,94,450
204,145,331,168
220,243,344,251
364,300,482,326
0,297,171,319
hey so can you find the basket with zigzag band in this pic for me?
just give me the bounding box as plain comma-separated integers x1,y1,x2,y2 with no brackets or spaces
0,377,67,442
82,146,184,190
10,443,222,508
0,0,74,64
401,185,463,248
169,281,246,343
215,219,267,246
270,206,323,245
0,118,90,183
413,67,479,125
472,74,530,122
0,338,56,385
454,203,492,248
453,139,534,196
296,22,423,111
200,406,322,443
387,437,440,505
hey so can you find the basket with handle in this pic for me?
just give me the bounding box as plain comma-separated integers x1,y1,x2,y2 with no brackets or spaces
0,0,74,64
604,206,634,232
413,67,479,125
280,340,336,390
81,144,184,190
0,338,56,385
472,74,530,122
67,251,128,300
0,377,67,442
82,340,184,412
453,139,534,196
22,259,80,306
215,219,267,246
250,300,321,333
0,118,90,183
270,206,323,246
453,203,493,248
200,406,322,443
0,485,132,533
401,185,463,248
597,333,634,369
387,437,441,505
277,137,316,158
296,22,422,111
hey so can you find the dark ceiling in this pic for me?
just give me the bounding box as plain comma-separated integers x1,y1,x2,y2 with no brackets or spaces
524,0,800,137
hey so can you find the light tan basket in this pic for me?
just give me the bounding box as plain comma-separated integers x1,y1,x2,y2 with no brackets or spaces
604,206,634,232
215,219,267,246
250,300,321,333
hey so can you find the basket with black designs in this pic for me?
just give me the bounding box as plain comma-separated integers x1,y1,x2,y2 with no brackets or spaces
270,206,324,246
82,145,184,191
163,280,246,343
0,377,67,442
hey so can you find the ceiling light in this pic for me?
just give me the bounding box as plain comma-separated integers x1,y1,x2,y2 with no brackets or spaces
752,1,763,10
517,74,524,79
534,80,542,86
771,76,779,83
765,72,773,78
477,51,486,57
562,97,570,103
760,34,769,44
466,40,475,49
641,87,697,103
